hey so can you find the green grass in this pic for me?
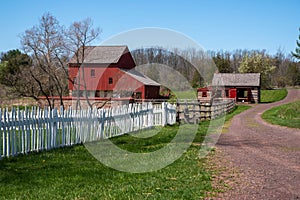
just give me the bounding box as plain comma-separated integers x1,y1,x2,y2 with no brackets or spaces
225,105,251,120
260,89,287,103
0,105,250,200
166,90,197,103
262,100,300,128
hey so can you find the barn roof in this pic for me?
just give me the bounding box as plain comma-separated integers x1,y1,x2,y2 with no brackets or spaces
121,69,160,86
69,45,129,64
212,73,261,87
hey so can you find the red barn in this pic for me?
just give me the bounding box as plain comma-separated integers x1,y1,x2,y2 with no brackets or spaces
68,45,160,100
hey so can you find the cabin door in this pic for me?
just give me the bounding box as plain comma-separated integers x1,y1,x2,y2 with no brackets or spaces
229,88,237,99
247,88,251,102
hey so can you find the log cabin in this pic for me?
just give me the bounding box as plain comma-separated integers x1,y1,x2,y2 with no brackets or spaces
198,73,261,103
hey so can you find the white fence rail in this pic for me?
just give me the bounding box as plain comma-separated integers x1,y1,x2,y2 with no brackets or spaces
0,102,176,158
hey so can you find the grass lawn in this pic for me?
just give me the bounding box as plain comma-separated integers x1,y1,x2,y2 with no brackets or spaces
0,105,250,200
260,89,287,103
262,100,300,129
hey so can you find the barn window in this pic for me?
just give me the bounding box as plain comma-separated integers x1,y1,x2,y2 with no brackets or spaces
91,69,95,77
108,77,113,84
95,90,100,97
73,77,77,84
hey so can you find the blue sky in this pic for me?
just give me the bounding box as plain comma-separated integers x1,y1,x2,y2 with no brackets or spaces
1,0,299,55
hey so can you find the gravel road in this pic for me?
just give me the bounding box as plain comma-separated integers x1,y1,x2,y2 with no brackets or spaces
214,89,300,199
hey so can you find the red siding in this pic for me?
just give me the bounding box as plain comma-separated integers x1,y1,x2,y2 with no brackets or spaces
68,65,159,99
68,49,160,99
117,51,136,69
68,64,79,90
69,66,143,91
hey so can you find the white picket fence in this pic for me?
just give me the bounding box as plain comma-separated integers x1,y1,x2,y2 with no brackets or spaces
0,102,176,158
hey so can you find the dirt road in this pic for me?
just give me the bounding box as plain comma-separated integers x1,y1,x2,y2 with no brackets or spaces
215,89,300,199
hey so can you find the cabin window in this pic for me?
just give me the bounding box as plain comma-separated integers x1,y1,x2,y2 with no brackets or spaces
108,77,113,84
91,69,95,77
225,89,229,97
202,91,207,97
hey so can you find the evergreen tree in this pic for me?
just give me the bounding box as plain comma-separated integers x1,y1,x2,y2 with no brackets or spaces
0,49,31,86
212,52,233,73
287,62,300,86
0,49,41,99
292,28,300,61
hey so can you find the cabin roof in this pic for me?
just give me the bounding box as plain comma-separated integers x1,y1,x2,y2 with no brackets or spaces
212,73,261,87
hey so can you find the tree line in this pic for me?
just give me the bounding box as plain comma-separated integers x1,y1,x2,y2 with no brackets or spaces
210,48,300,88
131,47,300,89
0,13,299,107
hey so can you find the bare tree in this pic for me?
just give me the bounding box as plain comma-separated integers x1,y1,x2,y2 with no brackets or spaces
271,48,289,87
21,13,69,109
65,18,101,108
19,14,101,109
